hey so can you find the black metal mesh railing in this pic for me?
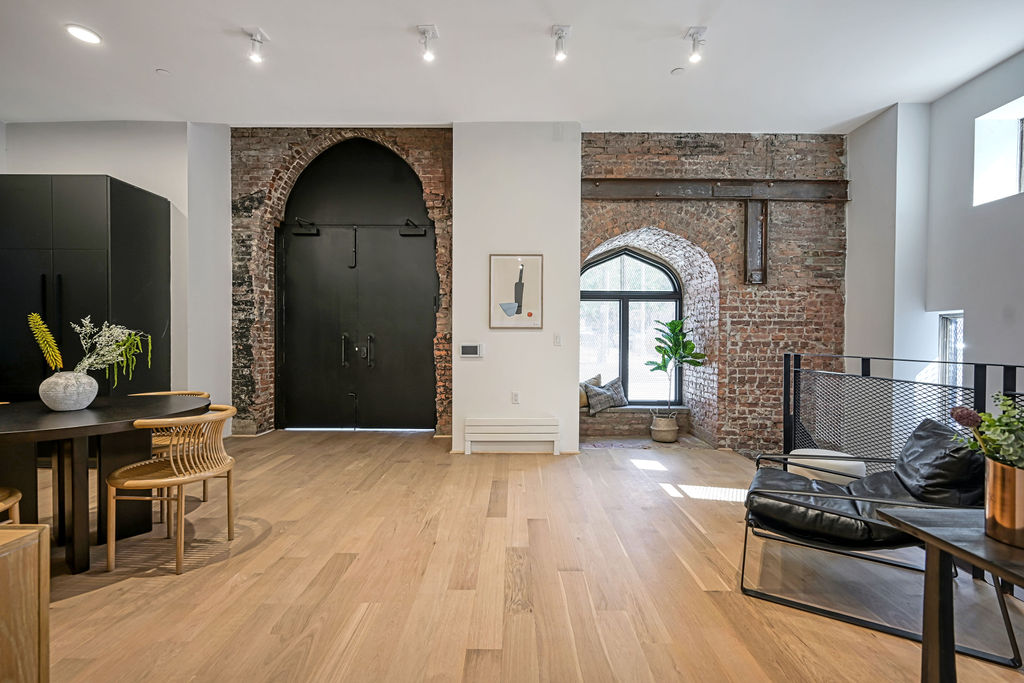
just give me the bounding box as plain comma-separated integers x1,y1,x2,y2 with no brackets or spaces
785,354,1023,475
793,371,974,474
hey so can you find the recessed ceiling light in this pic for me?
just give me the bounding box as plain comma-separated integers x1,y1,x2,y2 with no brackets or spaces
66,24,102,45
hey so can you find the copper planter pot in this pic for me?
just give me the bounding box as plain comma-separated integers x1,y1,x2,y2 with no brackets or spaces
985,458,1024,548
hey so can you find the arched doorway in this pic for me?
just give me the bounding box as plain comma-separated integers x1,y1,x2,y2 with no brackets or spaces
276,138,438,428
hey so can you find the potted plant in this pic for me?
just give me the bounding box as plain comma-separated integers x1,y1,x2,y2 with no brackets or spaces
645,318,706,443
29,313,151,411
951,396,1024,547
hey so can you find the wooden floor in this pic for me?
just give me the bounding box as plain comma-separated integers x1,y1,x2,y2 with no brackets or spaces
43,431,1023,682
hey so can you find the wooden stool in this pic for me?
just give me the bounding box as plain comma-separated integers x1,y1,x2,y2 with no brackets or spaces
0,487,22,525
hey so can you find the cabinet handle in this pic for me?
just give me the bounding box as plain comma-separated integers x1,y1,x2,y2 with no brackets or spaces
366,333,375,369
55,273,63,343
341,333,349,367
40,274,48,318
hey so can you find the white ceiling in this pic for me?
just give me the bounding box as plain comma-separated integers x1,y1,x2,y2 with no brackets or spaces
2,0,1024,133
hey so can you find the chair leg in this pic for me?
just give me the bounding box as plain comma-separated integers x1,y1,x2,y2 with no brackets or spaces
164,488,171,539
106,485,116,571
226,470,234,541
10,501,19,525
157,487,164,524
175,485,185,575
202,479,209,502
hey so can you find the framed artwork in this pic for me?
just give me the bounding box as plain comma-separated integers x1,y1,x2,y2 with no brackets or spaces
489,254,543,328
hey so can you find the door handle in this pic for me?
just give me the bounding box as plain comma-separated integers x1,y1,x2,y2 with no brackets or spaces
366,333,375,368
341,333,349,367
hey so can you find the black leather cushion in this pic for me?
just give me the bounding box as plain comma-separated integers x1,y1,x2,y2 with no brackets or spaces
746,468,913,548
894,418,985,506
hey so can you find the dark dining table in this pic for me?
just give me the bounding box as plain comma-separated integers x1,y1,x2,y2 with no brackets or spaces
0,394,210,573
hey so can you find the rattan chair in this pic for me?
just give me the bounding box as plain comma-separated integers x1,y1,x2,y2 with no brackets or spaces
130,391,213,510
106,404,236,574
0,487,21,524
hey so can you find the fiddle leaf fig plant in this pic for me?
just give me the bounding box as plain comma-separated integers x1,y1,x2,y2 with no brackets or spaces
951,395,1024,469
645,318,706,416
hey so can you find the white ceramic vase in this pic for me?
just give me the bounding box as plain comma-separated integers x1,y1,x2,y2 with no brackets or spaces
38,371,98,411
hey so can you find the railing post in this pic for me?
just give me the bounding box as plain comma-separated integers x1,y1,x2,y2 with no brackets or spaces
1003,365,1017,396
783,353,793,454
861,357,871,377
974,364,988,413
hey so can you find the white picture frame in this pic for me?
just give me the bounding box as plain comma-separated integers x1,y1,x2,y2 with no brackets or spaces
489,254,543,329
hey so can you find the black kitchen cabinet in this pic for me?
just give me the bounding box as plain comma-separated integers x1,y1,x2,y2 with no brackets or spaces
0,175,171,401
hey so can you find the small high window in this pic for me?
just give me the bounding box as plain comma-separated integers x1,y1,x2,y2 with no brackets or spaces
939,312,964,387
974,95,1024,206
579,251,682,404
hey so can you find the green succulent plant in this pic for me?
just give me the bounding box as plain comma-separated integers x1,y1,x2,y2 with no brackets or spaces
951,395,1024,469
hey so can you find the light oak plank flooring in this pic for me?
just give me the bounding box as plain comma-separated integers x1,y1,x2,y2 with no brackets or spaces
38,431,1024,682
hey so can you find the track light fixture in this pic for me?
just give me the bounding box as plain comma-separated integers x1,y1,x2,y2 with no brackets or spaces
248,29,265,64
418,25,439,62
685,26,707,64
552,25,571,62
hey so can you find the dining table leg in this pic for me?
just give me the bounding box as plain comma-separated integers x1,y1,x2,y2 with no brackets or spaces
96,430,154,544
61,436,90,574
922,543,957,682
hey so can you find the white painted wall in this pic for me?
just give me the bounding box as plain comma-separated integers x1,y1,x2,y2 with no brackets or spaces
846,105,898,363
186,123,232,414
0,122,7,172
892,103,938,373
927,49,1024,368
847,103,939,386
452,122,581,453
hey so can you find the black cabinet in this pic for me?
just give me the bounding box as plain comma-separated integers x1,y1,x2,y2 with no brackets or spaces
0,175,171,401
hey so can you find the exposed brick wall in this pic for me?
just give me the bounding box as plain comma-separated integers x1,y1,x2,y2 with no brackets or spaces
582,133,846,454
579,407,690,438
230,128,452,435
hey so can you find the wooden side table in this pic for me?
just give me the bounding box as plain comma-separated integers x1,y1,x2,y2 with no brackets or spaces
0,525,49,683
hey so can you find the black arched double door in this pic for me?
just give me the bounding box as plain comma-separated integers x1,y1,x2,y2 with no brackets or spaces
276,139,438,429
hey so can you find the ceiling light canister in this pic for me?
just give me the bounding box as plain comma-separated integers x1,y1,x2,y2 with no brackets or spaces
248,30,265,64
685,26,706,64
552,25,571,62
418,25,439,63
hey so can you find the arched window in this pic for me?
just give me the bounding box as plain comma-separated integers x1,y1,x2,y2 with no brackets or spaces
580,250,682,404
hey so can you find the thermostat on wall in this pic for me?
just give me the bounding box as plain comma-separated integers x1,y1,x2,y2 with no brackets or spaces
460,343,484,358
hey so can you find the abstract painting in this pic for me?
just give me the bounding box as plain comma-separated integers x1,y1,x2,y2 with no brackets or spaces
489,254,543,328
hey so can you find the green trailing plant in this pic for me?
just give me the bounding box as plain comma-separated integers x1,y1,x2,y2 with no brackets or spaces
951,395,1024,469
645,317,706,416
70,316,152,388
27,312,63,371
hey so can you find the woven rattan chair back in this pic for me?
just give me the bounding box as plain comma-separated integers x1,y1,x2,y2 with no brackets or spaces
134,405,235,479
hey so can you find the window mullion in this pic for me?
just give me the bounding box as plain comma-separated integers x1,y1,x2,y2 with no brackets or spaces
619,299,629,402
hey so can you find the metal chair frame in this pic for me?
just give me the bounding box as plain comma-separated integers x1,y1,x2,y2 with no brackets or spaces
741,452,1022,669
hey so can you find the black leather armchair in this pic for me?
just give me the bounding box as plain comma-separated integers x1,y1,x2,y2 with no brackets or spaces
742,419,1021,668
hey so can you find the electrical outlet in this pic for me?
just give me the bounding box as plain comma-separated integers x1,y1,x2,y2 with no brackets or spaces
553,333,562,346
511,391,520,404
